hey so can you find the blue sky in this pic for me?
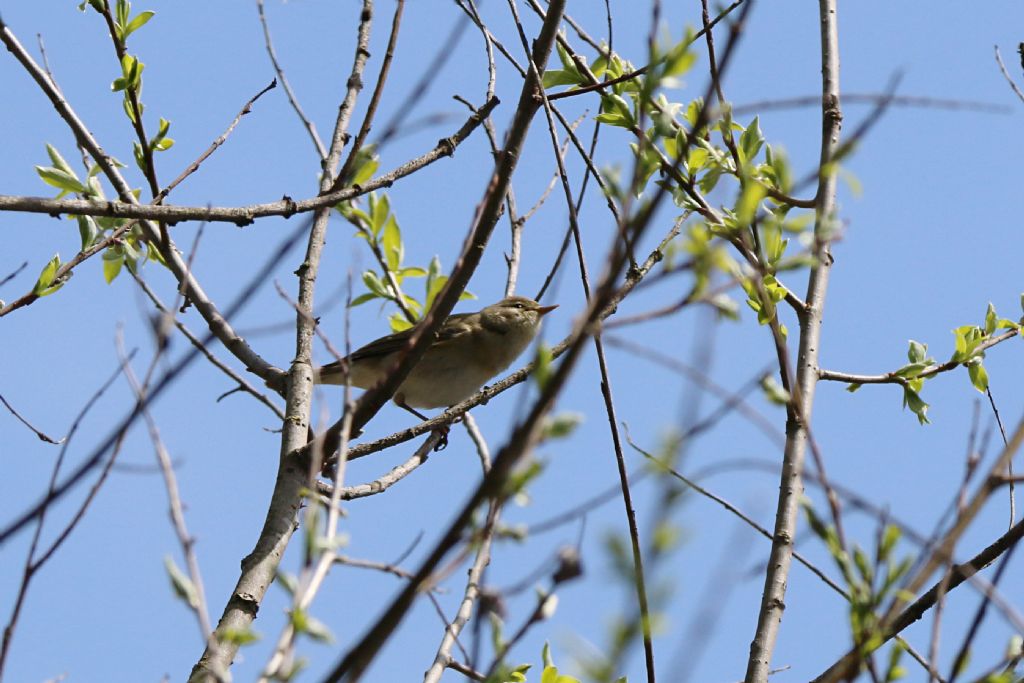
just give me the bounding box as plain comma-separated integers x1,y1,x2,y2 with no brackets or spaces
2,2,1023,682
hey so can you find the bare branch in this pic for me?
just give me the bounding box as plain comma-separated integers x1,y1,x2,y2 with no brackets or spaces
0,393,63,444
744,0,842,679
257,0,328,160
994,45,1024,104
156,80,278,203
819,328,1020,386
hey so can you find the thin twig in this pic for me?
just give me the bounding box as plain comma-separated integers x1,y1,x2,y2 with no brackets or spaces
376,8,473,145
0,359,129,677
0,394,63,444
257,0,328,160
818,328,1020,386
0,261,27,289
118,335,212,641
0,221,137,317
986,386,1014,526
337,0,406,185
994,46,1024,104
733,92,1010,116
131,273,285,420
0,97,499,227
423,415,497,683
156,80,277,203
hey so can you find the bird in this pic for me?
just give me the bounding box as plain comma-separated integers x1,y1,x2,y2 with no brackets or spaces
314,296,558,420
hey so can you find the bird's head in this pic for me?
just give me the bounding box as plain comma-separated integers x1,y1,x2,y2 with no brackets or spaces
479,296,558,334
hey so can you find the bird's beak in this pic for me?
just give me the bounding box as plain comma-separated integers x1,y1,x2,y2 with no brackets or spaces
536,304,558,316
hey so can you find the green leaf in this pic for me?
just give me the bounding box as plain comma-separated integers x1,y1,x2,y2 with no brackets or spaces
489,612,506,653
540,412,583,440
542,642,554,669
123,10,154,39
219,628,261,646
984,302,998,335
760,375,790,405
425,259,446,309
967,360,989,393
346,145,379,187
32,254,63,296
397,266,427,279
276,571,298,596
879,525,900,562
362,270,388,298
77,215,99,250
369,192,390,237
596,93,635,129
852,545,873,584
663,39,696,77
382,215,402,271
533,343,553,390
291,608,334,643
349,292,377,307
736,182,767,225
103,248,125,284
121,54,144,91
554,40,573,70
389,312,413,333
45,144,76,177
543,69,582,89
846,382,862,393
907,340,927,363
739,116,764,164
163,555,200,609
36,166,86,194
902,388,930,425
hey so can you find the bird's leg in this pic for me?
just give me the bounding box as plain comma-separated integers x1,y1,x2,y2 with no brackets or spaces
395,397,449,451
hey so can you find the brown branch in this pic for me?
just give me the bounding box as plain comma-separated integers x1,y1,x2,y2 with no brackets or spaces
0,98,499,226
818,328,1020,386
0,221,137,317
0,209,315,564
0,261,28,289
96,2,161,199
995,45,1024,104
118,337,212,641
744,0,841,679
0,393,63,444
191,0,376,677
335,0,406,186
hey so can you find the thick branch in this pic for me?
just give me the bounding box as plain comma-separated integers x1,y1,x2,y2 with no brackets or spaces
743,1,841,681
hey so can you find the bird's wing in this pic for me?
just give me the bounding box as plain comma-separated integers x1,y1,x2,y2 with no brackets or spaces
321,312,477,371
347,327,415,362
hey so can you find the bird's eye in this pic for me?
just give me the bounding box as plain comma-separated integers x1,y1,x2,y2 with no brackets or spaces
513,302,524,309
